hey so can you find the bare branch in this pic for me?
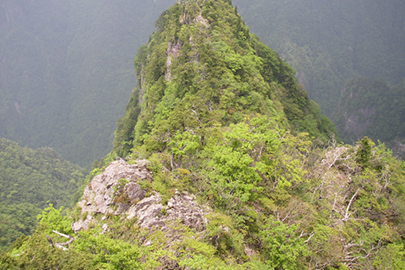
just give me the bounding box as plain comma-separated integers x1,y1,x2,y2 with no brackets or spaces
343,189,360,221
188,109,202,124
329,193,338,220
52,230,71,239
45,230,75,251
304,232,314,243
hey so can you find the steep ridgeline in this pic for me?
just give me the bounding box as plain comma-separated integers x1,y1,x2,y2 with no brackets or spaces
332,77,405,158
2,1,405,269
112,0,336,158
0,139,86,252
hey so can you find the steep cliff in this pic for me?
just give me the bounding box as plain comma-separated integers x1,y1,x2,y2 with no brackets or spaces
333,77,405,158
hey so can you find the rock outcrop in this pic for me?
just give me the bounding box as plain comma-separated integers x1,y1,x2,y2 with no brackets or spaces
126,191,207,232
73,159,207,235
73,159,150,230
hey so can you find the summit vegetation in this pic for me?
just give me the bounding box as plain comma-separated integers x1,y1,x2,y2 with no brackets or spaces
112,0,335,158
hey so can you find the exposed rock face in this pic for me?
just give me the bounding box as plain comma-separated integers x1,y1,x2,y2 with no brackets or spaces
342,107,376,141
73,159,207,235
393,138,405,158
127,191,207,232
165,41,181,81
73,159,151,231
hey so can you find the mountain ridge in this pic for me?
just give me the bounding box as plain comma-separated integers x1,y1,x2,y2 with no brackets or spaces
1,1,405,269
112,0,336,158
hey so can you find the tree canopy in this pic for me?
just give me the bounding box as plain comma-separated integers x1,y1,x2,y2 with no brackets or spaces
0,139,86,251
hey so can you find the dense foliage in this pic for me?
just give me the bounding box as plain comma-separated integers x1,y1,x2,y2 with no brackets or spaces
3,132,405,268
0,139,86,251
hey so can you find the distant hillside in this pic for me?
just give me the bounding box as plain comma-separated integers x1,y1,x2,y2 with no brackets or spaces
0,139,86,251
332,77,405,157
0,0,174,167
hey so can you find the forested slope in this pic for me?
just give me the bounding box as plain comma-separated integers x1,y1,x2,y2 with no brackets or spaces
0,139,86,251
2,1,404,269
